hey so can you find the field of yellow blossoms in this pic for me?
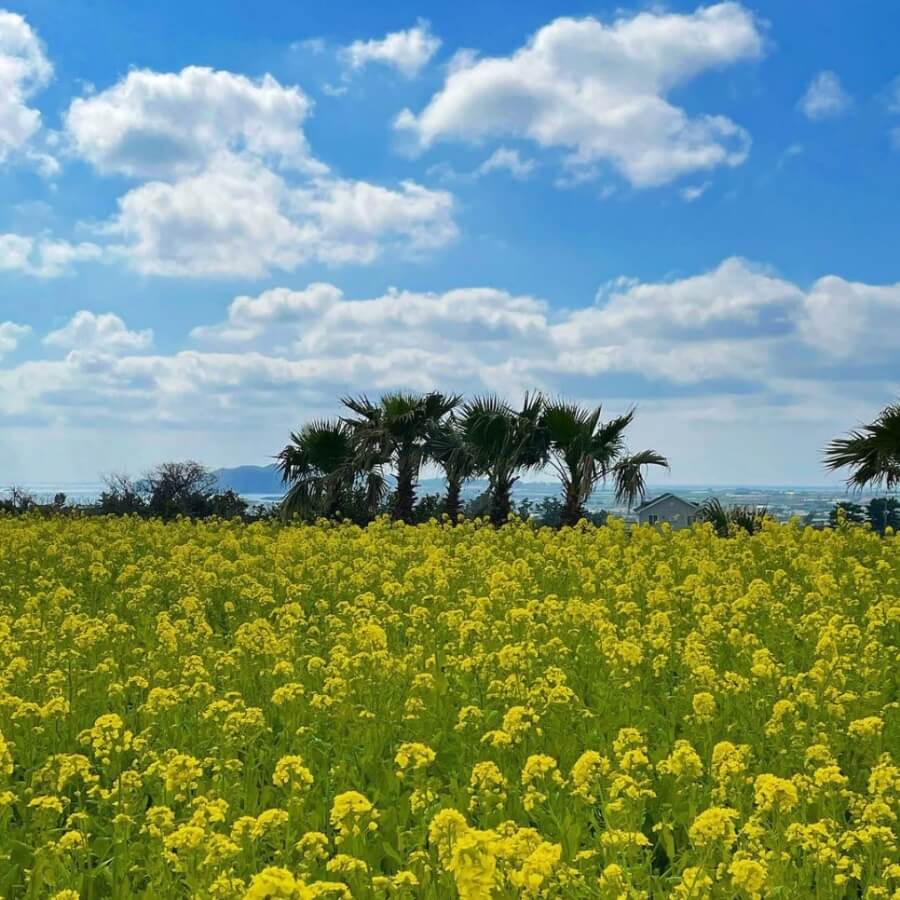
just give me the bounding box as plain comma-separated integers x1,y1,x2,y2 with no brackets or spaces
0,514,897,899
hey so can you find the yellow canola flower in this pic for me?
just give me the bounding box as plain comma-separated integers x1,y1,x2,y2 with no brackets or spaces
730,856,768,899
429,807,469,866
689,807,739,848
273,755,314,793
329,791,378,844
521,754,564,811
0,729,13,777
691,692,717,723
163,752,203,796
657,740,703,780
848,716,884,739
509,840,562,894
468,760,508,813
569,751,611,804
753,774,799,814
394,741,436,778
449,828,498,900
244,867,313,899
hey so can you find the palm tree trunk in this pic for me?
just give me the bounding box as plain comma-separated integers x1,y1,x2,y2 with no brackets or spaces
490,474,515,526
444,477,462,523
561,483,584,528
325,493,342,520
393,449,417,523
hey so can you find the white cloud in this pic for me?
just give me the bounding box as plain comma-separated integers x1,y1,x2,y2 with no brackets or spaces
342,20,440,78
799,276,900,359
0,232,103,277
799,70,851,120
558,257,802,343
106,152,457,277
65,66,323,179
186,257,874,393
194,284,548,359
680,182,710,202
396,3,763,187
191,283,343,342
0,233,31,270
476,147,536,179
0,10,53,165
44,311,153,354
301,177,457,254
0,321,30,358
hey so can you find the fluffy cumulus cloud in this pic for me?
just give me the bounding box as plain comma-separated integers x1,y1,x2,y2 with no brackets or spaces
341,20,440,77
799,276,900,359
104,152,456,277
799,70,851,120
396,3,764,187
64,66,457,276
65,66,322,178
44,311,153,354
2,259,898,445
0,233,103,277
0,9,53,165
0,321,30,358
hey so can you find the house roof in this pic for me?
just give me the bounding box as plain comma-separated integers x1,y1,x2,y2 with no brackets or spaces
634,492,700,513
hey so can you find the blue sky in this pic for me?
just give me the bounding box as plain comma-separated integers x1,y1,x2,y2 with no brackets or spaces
1,1,898,484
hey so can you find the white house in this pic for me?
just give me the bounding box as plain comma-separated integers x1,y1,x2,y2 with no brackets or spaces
634,493,699,529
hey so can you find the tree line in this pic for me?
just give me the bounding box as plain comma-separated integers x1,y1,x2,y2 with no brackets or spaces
1,462,249,521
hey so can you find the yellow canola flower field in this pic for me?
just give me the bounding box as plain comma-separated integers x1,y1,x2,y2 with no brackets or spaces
0,514,898,899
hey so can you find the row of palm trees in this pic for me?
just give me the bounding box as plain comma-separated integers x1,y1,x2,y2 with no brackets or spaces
276,392,669,526
276,393,900,528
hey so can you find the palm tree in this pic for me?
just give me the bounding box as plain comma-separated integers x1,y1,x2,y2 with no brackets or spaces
276,420,361,520
425,415,478,522
341,391,460,524
824,400,900,491
455,393,549,525
698,497,767,537
541,401,669,526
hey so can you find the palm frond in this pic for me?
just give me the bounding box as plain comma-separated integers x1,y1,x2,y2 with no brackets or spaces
340,394,379,421
824,401,900,490
612,449,669,508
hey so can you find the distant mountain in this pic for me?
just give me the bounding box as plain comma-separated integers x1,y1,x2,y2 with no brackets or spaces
214,464,283,495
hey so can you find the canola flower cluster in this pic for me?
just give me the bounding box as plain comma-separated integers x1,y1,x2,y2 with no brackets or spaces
0,513,897,899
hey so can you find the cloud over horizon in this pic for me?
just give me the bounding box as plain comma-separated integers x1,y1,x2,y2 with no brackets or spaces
3,258,896,429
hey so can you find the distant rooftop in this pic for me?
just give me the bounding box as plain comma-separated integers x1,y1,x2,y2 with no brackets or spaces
634,492,700,513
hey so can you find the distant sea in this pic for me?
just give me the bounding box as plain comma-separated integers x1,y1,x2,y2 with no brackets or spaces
2,480,893,523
